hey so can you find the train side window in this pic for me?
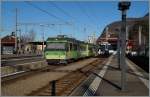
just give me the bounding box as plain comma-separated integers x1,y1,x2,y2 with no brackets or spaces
84,46,86,51
70,43,73,51
77,44,79,51
79,45,81,51
80,45,83,51
81,45,85,51
74,44,77,50
66,43,69,51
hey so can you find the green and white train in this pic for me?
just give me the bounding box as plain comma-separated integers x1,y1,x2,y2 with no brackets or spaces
44,35,98,64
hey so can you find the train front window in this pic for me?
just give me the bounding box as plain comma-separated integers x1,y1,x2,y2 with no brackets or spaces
108,45,113,50
46,43,66,50
100,45,105,51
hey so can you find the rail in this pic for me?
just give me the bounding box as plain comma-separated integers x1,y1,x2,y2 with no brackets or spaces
1,54,42,59
1,56,109,96
1,71,26,78
27,58,104,96
1,60,48,82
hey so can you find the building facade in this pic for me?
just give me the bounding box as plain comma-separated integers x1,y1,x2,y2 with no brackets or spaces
1,34,16,54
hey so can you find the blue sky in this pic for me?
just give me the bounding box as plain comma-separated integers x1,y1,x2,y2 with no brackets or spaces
1,1,149,41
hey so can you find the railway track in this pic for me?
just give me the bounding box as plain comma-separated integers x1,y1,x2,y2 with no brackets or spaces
1,57,107,96
26,58,107,96
1,64,62,83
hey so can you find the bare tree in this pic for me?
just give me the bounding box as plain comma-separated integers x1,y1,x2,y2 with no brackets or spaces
19,29,36,54
20,29,36,43
28,29,36,42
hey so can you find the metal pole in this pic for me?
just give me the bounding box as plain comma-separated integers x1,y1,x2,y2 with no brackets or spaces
19,29,21,54
106,27,108,42
59,24,62,35
120,10,127,91
41,25,45,56
118,1,130,91
40,25,44,55
15,8,18,54
126,26,129,41
43,28,44,51
0,1,3,32
117,29,121,69
43,29,44,56
93,32,96,44
138,25,142,46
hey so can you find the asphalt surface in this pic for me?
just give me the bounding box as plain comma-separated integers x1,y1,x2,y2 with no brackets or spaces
1,56,44,67
70,54,149,96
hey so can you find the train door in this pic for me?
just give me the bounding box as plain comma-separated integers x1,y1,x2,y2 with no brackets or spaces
73,43,78,59
77,43,80,58
86,44,88,57
69,43,73,59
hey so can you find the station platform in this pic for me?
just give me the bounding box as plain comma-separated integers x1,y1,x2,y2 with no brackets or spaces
70,53,149,96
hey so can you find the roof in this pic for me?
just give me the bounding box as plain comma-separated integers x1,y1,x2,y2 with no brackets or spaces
97,13,149,42
47,35,83,43
46,35,95,45
1,35,16,44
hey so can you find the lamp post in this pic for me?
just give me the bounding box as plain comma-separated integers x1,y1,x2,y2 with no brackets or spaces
118,1,131,91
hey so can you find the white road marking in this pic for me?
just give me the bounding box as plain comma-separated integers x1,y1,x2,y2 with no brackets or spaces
83,55,113,96
126,59,149,89
2,57,42,62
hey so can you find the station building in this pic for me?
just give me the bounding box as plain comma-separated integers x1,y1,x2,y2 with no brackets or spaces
1,32,16,54
1,32,46,55
97,13,149,57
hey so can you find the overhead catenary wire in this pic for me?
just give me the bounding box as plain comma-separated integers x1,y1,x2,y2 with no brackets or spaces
48,2,87,25
87,5,101,36
76,2,100,41
75,3,95,41
48,2,84,38
48,2,75,21
25,1,98,41
49,2,98,38
25,1,68,23
86,5,100,26
49,2,90,34
76,2,97,26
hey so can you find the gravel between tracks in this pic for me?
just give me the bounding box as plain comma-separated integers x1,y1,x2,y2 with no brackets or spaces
1,58,97,96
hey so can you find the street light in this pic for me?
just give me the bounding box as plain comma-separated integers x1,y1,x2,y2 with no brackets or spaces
118,1,130,11
118,1,131,91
